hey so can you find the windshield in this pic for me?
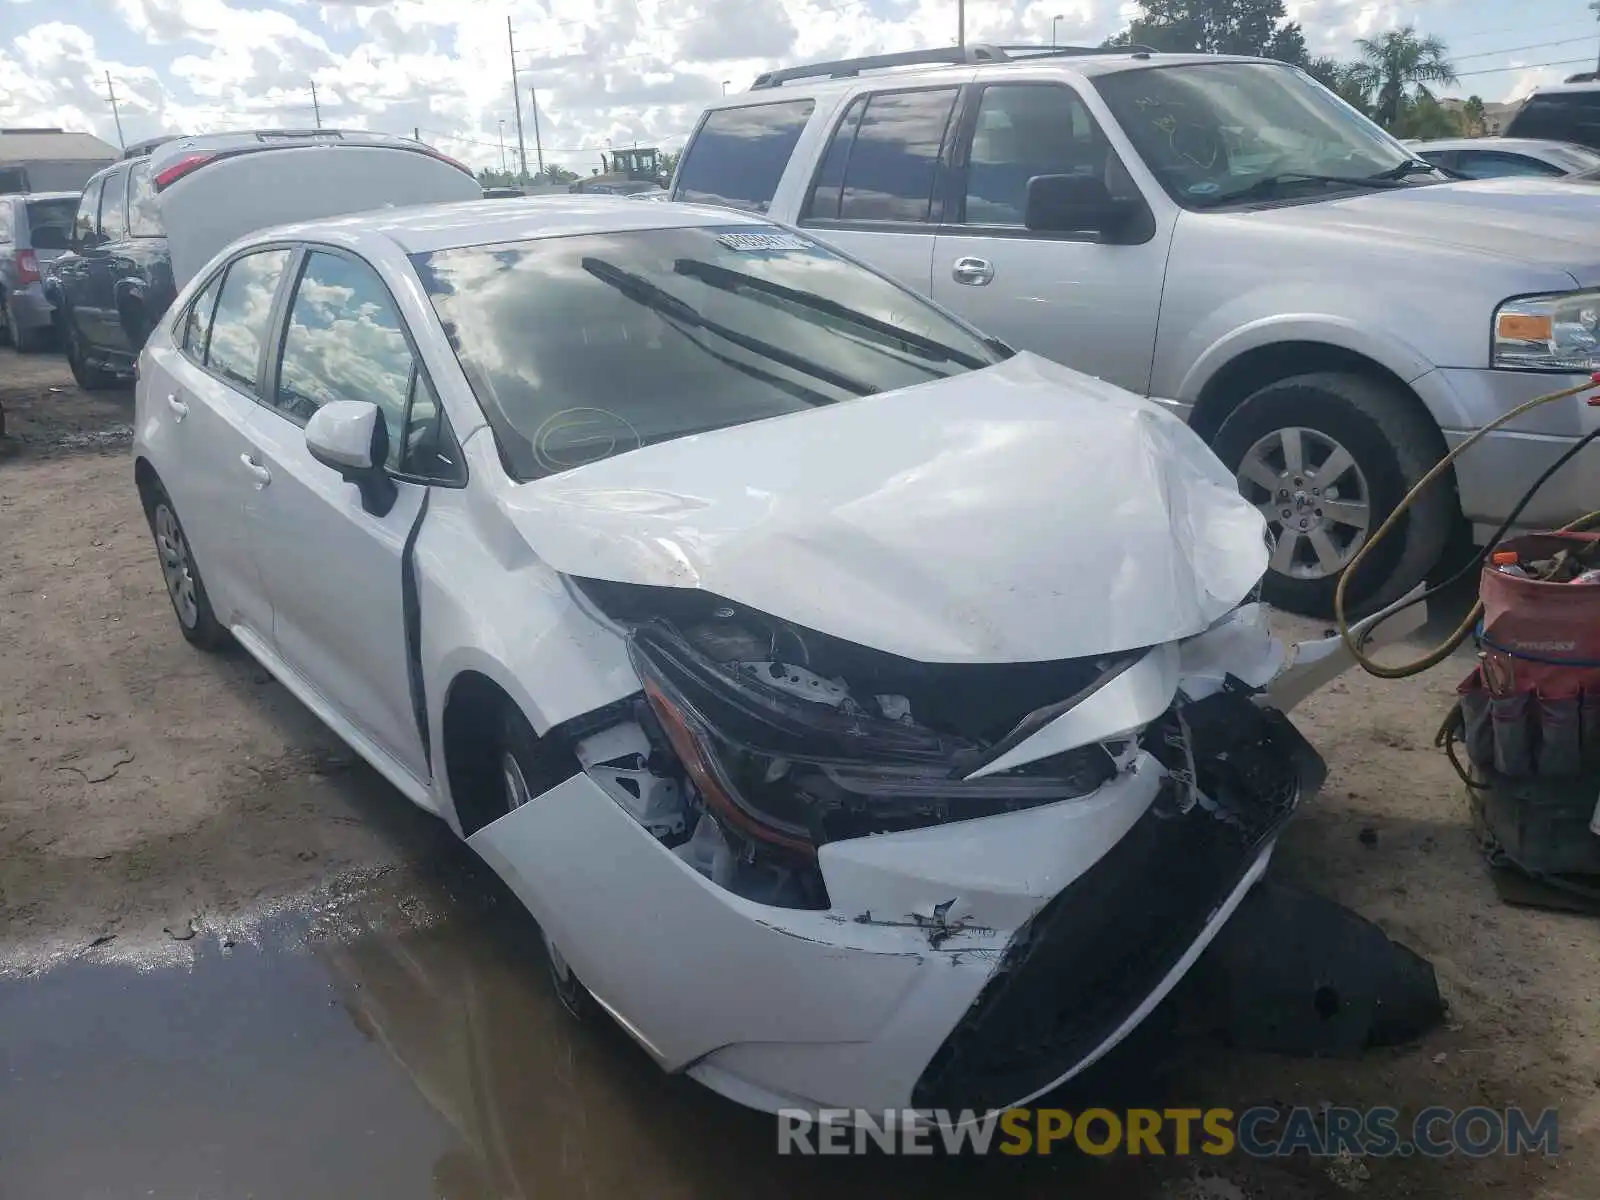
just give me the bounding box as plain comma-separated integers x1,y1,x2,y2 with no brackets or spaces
1094,62,1415,208
412,225,1004,481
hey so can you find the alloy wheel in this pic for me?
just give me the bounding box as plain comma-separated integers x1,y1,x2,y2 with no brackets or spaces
1235,426,1372,581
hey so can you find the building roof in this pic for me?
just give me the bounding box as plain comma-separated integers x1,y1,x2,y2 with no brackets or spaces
0,128,120,164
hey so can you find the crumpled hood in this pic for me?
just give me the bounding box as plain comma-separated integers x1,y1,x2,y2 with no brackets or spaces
504,353,1269,663
1252,178,1600,282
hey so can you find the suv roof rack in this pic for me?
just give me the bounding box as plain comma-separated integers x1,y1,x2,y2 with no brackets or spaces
748,42,1157,89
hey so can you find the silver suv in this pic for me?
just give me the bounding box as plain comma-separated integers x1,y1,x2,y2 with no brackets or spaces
0,190,76,352
672,45,1600,614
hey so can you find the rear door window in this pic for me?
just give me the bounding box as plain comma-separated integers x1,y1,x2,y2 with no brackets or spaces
98,167,129,242
127,160,163,237
272,250,415,463
674,100,815,212
74,177,104,244
204,248,292,390
807,87,960,224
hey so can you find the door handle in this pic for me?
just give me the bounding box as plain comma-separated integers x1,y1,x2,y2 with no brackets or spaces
240,454,272,488
951,256,995,286
166,394,188,421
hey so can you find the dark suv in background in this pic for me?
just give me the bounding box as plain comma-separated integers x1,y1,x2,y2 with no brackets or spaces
44,146,175,390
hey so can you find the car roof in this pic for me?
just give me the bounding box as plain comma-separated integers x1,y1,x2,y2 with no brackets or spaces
720,49,1273,103
244,194,776,257
6,190,79,204
1409,136,1579,154
1528,80,1600,95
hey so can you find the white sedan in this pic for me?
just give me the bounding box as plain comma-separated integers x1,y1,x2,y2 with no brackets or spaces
134,195,1351,1117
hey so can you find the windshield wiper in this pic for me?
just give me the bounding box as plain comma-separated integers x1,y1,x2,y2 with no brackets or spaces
581,257,874,397
671,258,991,371
1368,158,1445,181
1197,171,1409,207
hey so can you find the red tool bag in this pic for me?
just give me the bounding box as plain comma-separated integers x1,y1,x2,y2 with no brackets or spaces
1455,532,1600,779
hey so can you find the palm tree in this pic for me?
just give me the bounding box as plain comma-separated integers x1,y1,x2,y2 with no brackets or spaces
1349,27,1458,128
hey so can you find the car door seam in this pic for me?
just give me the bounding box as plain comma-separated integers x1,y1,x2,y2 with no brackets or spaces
402,486,433,772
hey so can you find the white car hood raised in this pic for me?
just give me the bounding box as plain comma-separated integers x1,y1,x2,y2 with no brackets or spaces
505,353,1269,663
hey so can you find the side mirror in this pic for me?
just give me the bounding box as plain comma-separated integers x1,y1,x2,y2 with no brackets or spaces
305,400,398,516
1024,174,1147,241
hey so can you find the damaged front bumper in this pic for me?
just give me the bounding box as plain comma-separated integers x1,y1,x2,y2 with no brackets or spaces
467,608,1329,1117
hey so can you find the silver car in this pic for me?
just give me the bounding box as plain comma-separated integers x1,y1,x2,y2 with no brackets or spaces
0,191,76,351
1406,136,1600,180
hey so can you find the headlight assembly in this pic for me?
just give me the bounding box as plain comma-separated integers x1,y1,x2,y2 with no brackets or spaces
1493,291,1600,371
628,624,1120,855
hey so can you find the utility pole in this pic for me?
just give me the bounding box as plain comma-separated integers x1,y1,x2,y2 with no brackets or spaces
413,126,421,142
507,16,529,182
957,0,964,48
1592,0,1600,74
498,119,507,173
310,80,322,129
104,71,125,151
529,86,545,179
1051,14,1063,46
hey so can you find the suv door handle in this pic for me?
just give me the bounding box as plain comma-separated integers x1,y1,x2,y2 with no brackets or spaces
240,454,272,488
166,394,188,421
951,256,994,286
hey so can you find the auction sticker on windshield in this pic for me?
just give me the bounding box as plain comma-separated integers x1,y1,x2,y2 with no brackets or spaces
716,230,813,253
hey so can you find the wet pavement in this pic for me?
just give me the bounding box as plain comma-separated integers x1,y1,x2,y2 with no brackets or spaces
0,854,1162,1200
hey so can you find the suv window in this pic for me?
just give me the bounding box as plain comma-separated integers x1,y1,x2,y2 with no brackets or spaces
182,272,224,360
805,87,959,224
0,202,12,243
98,167,129,242
959,83,1126,226
1452,150,1565,179
206,249,292,390
127,160,162,238
674,101,815,212
74,177,104,245
1508,93,1600,150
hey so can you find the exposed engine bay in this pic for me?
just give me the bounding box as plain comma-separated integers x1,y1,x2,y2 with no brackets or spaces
558,577,1316,914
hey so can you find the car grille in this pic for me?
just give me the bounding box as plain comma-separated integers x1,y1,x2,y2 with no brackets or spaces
911,690,1325,1113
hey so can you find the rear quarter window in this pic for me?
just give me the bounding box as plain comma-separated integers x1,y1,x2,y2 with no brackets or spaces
0,204,11,243
127,161,163,238
674,100,816,212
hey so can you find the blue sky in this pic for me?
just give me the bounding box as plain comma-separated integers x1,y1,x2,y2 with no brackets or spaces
1,0,1596,174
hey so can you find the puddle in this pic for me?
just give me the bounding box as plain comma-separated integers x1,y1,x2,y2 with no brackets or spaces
0,869,1149,1199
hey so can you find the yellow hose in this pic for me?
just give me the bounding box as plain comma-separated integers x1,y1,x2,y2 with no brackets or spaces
1332,375,1600,680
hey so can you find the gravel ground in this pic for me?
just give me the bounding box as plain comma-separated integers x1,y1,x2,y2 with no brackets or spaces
1,346,1597,1198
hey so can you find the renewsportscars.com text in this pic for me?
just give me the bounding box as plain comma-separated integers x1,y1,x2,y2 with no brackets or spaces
777,1106,1560,1158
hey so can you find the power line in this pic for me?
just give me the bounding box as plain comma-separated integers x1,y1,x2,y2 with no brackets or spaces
1455,55,1596,79
1453,36,1596,63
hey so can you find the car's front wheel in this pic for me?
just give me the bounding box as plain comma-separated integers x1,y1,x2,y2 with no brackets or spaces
1212,372,1454,618
4,297,46,353
140,480,228,651
494,706,592,1020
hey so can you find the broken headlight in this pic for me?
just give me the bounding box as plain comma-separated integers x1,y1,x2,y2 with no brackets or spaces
629,623,1117,855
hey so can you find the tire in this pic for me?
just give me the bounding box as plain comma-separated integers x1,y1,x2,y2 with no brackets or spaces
139,480,229,651
7,302,47,353
490,705,592,1020
1211,372,1455,618
63,309,121,391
